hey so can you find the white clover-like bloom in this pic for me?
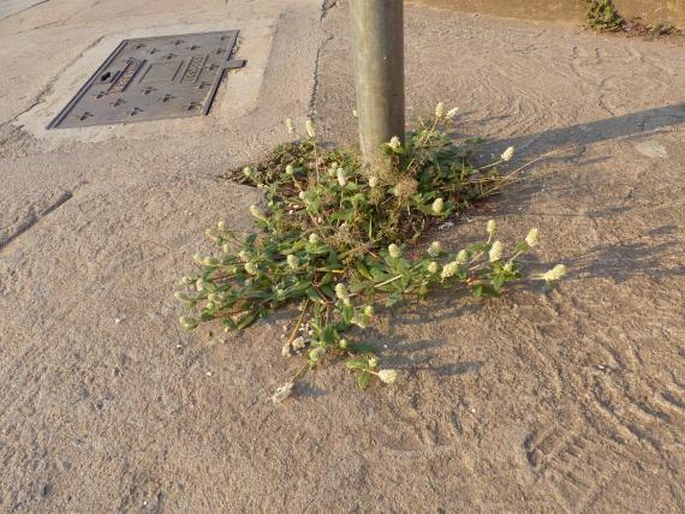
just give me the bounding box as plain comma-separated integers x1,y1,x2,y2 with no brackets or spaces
244,262,258,275
435,101,445,118
308,233,319,245
486,219,497,236
368,175,379,188
368,357,378,368
525,228,540,248
309,347,326,362
286,118,295,134
336,168,347,187
542,264,567,282
388,243,401,259
489,240,504,263
242,166,252,177
455,249,468,264
249,204,266,221
305,119,316,138
179,316,198,330
503,262,514,273
428,241,443,257
378,369,398,384
501,146,515,162
427,261,440,274
432,197,444,214
238,249,249,262
388,136,401,151
287,254,299,270
363,305,374,317
271,381,294,403
292,336,307,350
205,228,219,241
339,338,348,349
446,107,459,119
285,164,294,176
335,283,348,301
441,261,459,279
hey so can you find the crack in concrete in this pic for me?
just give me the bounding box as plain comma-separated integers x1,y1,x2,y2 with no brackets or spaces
308,34,334,119
0,190,73,252
0,0,51,22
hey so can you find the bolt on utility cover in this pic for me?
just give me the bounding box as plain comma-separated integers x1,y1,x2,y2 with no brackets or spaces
48,30,245,129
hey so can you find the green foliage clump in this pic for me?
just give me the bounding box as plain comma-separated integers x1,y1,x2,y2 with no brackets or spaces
176,106,565,400
586,0,625,31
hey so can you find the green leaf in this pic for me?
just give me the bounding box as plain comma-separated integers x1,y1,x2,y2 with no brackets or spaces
236,311,259,329
346,358,369,370
341,304,354,324
305,287,324,304
358,371,371,390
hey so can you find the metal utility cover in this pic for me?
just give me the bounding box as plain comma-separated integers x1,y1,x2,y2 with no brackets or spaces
48,31,244,129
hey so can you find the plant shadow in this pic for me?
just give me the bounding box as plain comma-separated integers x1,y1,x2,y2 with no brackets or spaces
566,224,684,283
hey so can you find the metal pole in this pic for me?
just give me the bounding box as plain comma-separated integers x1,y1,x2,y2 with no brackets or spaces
349,0,405,163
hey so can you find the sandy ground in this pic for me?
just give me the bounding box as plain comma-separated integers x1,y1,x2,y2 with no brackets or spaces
412,0,685,29
1,0,684,512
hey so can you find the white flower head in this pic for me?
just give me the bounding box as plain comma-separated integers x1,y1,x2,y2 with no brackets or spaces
378,369,398,384
388,136,401,151
455,249,468,264
292,336,307,350
281,342,292,357
217,220,226,231
309,347,326,362
237,249,250,262
363,305,374,317
501,146,515,162
368,175,379,188
428,241,442,257
388,243,401,259
249,204,266,221
432,197,444,214
486,219,497,236
336,168,347,187
286,118,295,134
489,240,504,263
368,357,378,368
435,101,445,118
427,261,440,274
440,261,459,279
271,381,294,403
308,233,319,245
335,283,349,301
179,316,198,330
287,254,299,270
285,164,294,176
525,228,540,248
242,166,252,177
542,264,567,282
244,262,258,275
339,338,348,349
446,106,459,119
305,119,316,138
